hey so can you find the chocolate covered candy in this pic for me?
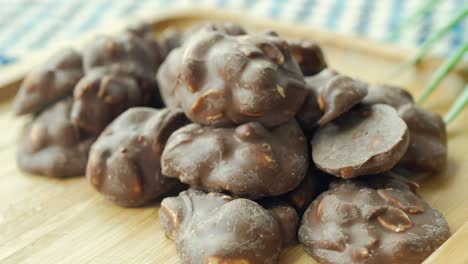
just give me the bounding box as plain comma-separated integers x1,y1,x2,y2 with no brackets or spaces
157,30,307,127
317,75,368,126
86,107,187,207
297,69,367,131
17,98,95,177
13,49,83,115
362,84,414,109
160,189,287,263
161,119,308,198
397,104,447,172
158,22,246,55
288,39,327,76
299,175,450,264
362,85,447,173
83,32,162,80
312,104,409,178
71,70,158,134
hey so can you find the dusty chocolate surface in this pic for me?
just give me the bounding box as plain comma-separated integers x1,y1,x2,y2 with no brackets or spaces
161,119,308,198
397,104,447,173
159,189,284,264
17,98,95,177
299,174,450,264
287,39,327,76
86,107,187,207
264,203,300,247
157,30,307,127
312,104,409,178
13,49,83,115
71,70,159,134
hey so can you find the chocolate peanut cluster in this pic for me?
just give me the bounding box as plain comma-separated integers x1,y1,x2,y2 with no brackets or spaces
14,23,163,177
299,174,450,264
160,189,295,264
13,21,450,264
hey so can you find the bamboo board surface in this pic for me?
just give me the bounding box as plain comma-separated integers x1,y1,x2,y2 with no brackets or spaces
0,9,467,264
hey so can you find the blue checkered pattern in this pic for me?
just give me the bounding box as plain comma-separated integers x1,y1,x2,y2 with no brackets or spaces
0,0,466,67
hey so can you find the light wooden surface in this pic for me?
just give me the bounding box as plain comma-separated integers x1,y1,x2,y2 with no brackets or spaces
0,9,467,264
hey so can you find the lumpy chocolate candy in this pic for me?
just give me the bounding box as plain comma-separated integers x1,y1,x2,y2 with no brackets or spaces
158,22,246,55
287,39,327,76
157,30,307,127
263,202,300,247
362,85,447,173
13,49,83,115
312,104,409,178
159,189,285,264
86,107,187,207
71,70,158,134
299,175,450,264
161,119,308,198
17,98,95,177
297,69,367,132
83,32,161,80
397,104,447,172
317,75,368,126
284,167,322,213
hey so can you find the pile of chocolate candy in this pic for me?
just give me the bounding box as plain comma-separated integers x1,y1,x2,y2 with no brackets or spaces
13,22,450,264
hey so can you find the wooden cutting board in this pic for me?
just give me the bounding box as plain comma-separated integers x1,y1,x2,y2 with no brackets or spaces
0,9,467,264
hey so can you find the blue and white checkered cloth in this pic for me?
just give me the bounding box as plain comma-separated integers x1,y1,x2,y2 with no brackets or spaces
0,0,466,67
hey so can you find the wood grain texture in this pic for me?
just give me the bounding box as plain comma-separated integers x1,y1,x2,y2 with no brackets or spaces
0,9,467,264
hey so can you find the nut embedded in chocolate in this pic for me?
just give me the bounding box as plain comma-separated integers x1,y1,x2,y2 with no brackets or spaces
13,48,83,115
397,104,447,173
161,119,308,199
17,98,96,177
86,107,187,207
157,30,307,127
71,70,158,134
312,104,409,178
159,189,283,264
287,39,327,76
298,175,450,264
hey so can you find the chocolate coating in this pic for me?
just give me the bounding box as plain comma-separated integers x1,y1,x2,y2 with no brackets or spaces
13,49,83,115
17,98,95,177
83,32,161,80
160,189,283,264
287,39,327,76
318,75,368,126
296,69,338,132
397,104,447,173
157,30,307,127
265,203,300,247
362,84,414,109
312,104,409,178
299,175,450,264
158,22,246,56
71,70,157,134
86,107,187,207
162,119,308,198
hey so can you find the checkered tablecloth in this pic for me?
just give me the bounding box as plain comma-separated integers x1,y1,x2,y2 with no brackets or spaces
0,0,466,67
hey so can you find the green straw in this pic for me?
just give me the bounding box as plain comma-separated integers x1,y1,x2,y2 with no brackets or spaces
444,85,468,124
407,6,468,65
389,0,440,41
418,42,468,103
